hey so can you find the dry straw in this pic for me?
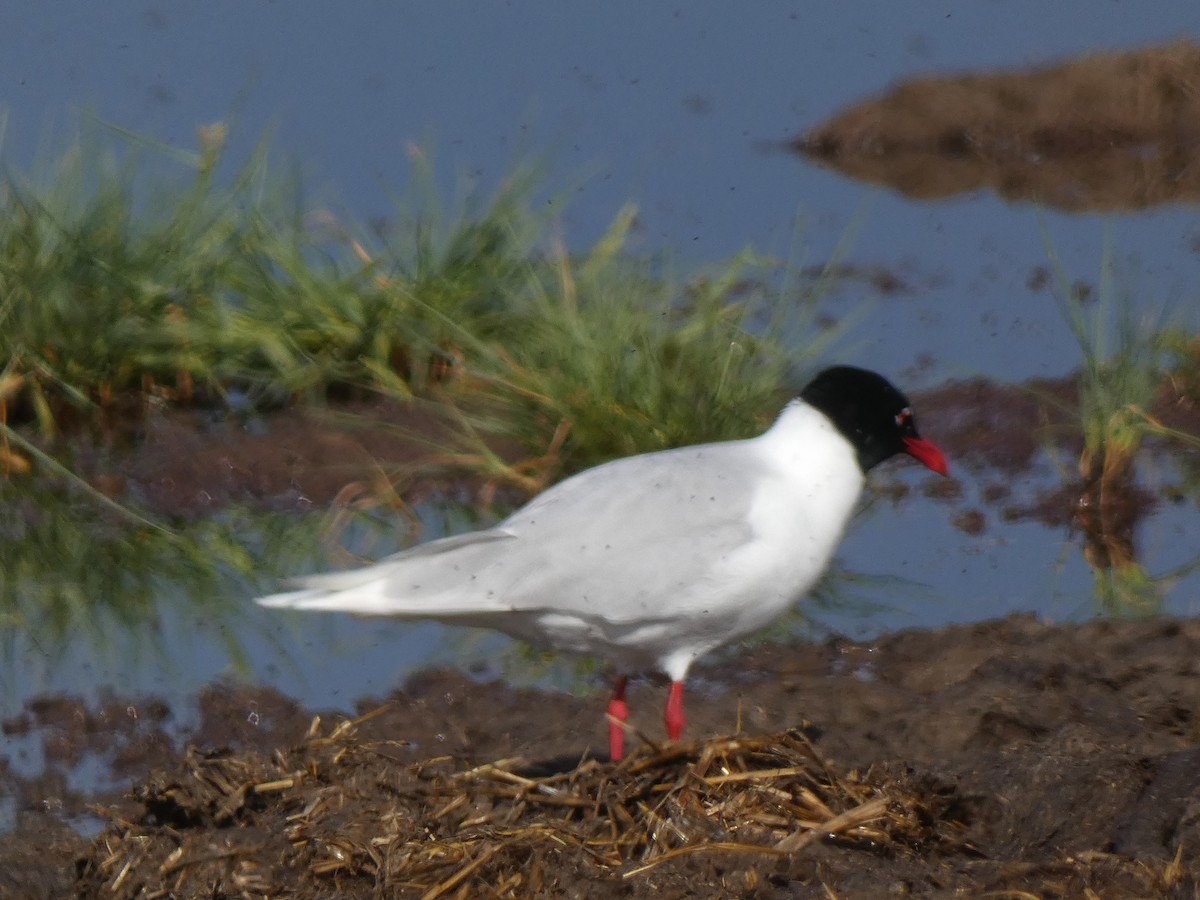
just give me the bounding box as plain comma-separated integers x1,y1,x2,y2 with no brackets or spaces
79,706,955,897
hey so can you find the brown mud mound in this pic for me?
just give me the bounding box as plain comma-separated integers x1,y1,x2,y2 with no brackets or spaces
75,726,957,898
796,42,1200,212
5,613,1200,897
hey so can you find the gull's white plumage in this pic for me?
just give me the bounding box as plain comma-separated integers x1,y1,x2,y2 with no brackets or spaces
256,401,863,682
256,364,950,760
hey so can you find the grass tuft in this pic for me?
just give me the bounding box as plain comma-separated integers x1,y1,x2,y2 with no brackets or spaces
1039,225,1200,613
408,204,857,497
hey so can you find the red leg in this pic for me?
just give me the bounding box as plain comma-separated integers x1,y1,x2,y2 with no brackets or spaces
664,680,686,742
607,676,629,761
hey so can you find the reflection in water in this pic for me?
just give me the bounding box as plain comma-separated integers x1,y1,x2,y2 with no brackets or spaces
1075,455,1160,615
1071,434,1200,616
5,398,1199,716
0,480,322,706
795,42,1200,212
0,468,506,712
0,451,905,711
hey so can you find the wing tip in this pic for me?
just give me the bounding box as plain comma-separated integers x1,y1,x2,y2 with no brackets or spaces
255,588,322,610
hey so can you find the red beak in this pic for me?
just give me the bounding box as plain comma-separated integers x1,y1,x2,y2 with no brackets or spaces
902,435,949,477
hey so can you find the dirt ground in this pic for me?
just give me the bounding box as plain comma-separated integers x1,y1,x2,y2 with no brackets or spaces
2,371,1199,897
3,612,1200,898
3,335,1199,897
795,41,1200,213
6,29,1200,896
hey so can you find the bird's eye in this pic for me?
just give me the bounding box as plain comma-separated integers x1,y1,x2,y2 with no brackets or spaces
895,407,913,428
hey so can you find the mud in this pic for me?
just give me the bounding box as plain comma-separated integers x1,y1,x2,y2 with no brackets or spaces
4,363,1200,898
77,398,490,518
47,367,1200,540
2,613,1200,897
795,42,1200,212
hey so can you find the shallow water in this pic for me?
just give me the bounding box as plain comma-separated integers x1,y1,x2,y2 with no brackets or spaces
2,435,1198,830
6,444,1198,715
4,3,1200,817
4,4,1200,387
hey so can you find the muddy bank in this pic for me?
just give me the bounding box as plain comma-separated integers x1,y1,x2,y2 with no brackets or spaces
3,613,1200,897
796,41,1200,212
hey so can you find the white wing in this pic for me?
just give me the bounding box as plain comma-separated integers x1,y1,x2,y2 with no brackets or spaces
256,439,766,627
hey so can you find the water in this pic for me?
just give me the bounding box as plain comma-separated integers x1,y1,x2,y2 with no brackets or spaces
4,4,1200,381
3,2,1200,819
2,443,1199,832
6,449,1198,711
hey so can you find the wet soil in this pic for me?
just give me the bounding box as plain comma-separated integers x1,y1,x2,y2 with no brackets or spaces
796,41,1200,213
4,371,1199,897
4,612,1200,898
48,368,1200,541
74,398,494,518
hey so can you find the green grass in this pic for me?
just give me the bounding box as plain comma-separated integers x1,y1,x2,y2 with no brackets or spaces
1,119,860,491
394,204,862,498
0,118,871,690
0,122,547,437
1039,226,1200,614
1042,230,1167,487
1,122,267,427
